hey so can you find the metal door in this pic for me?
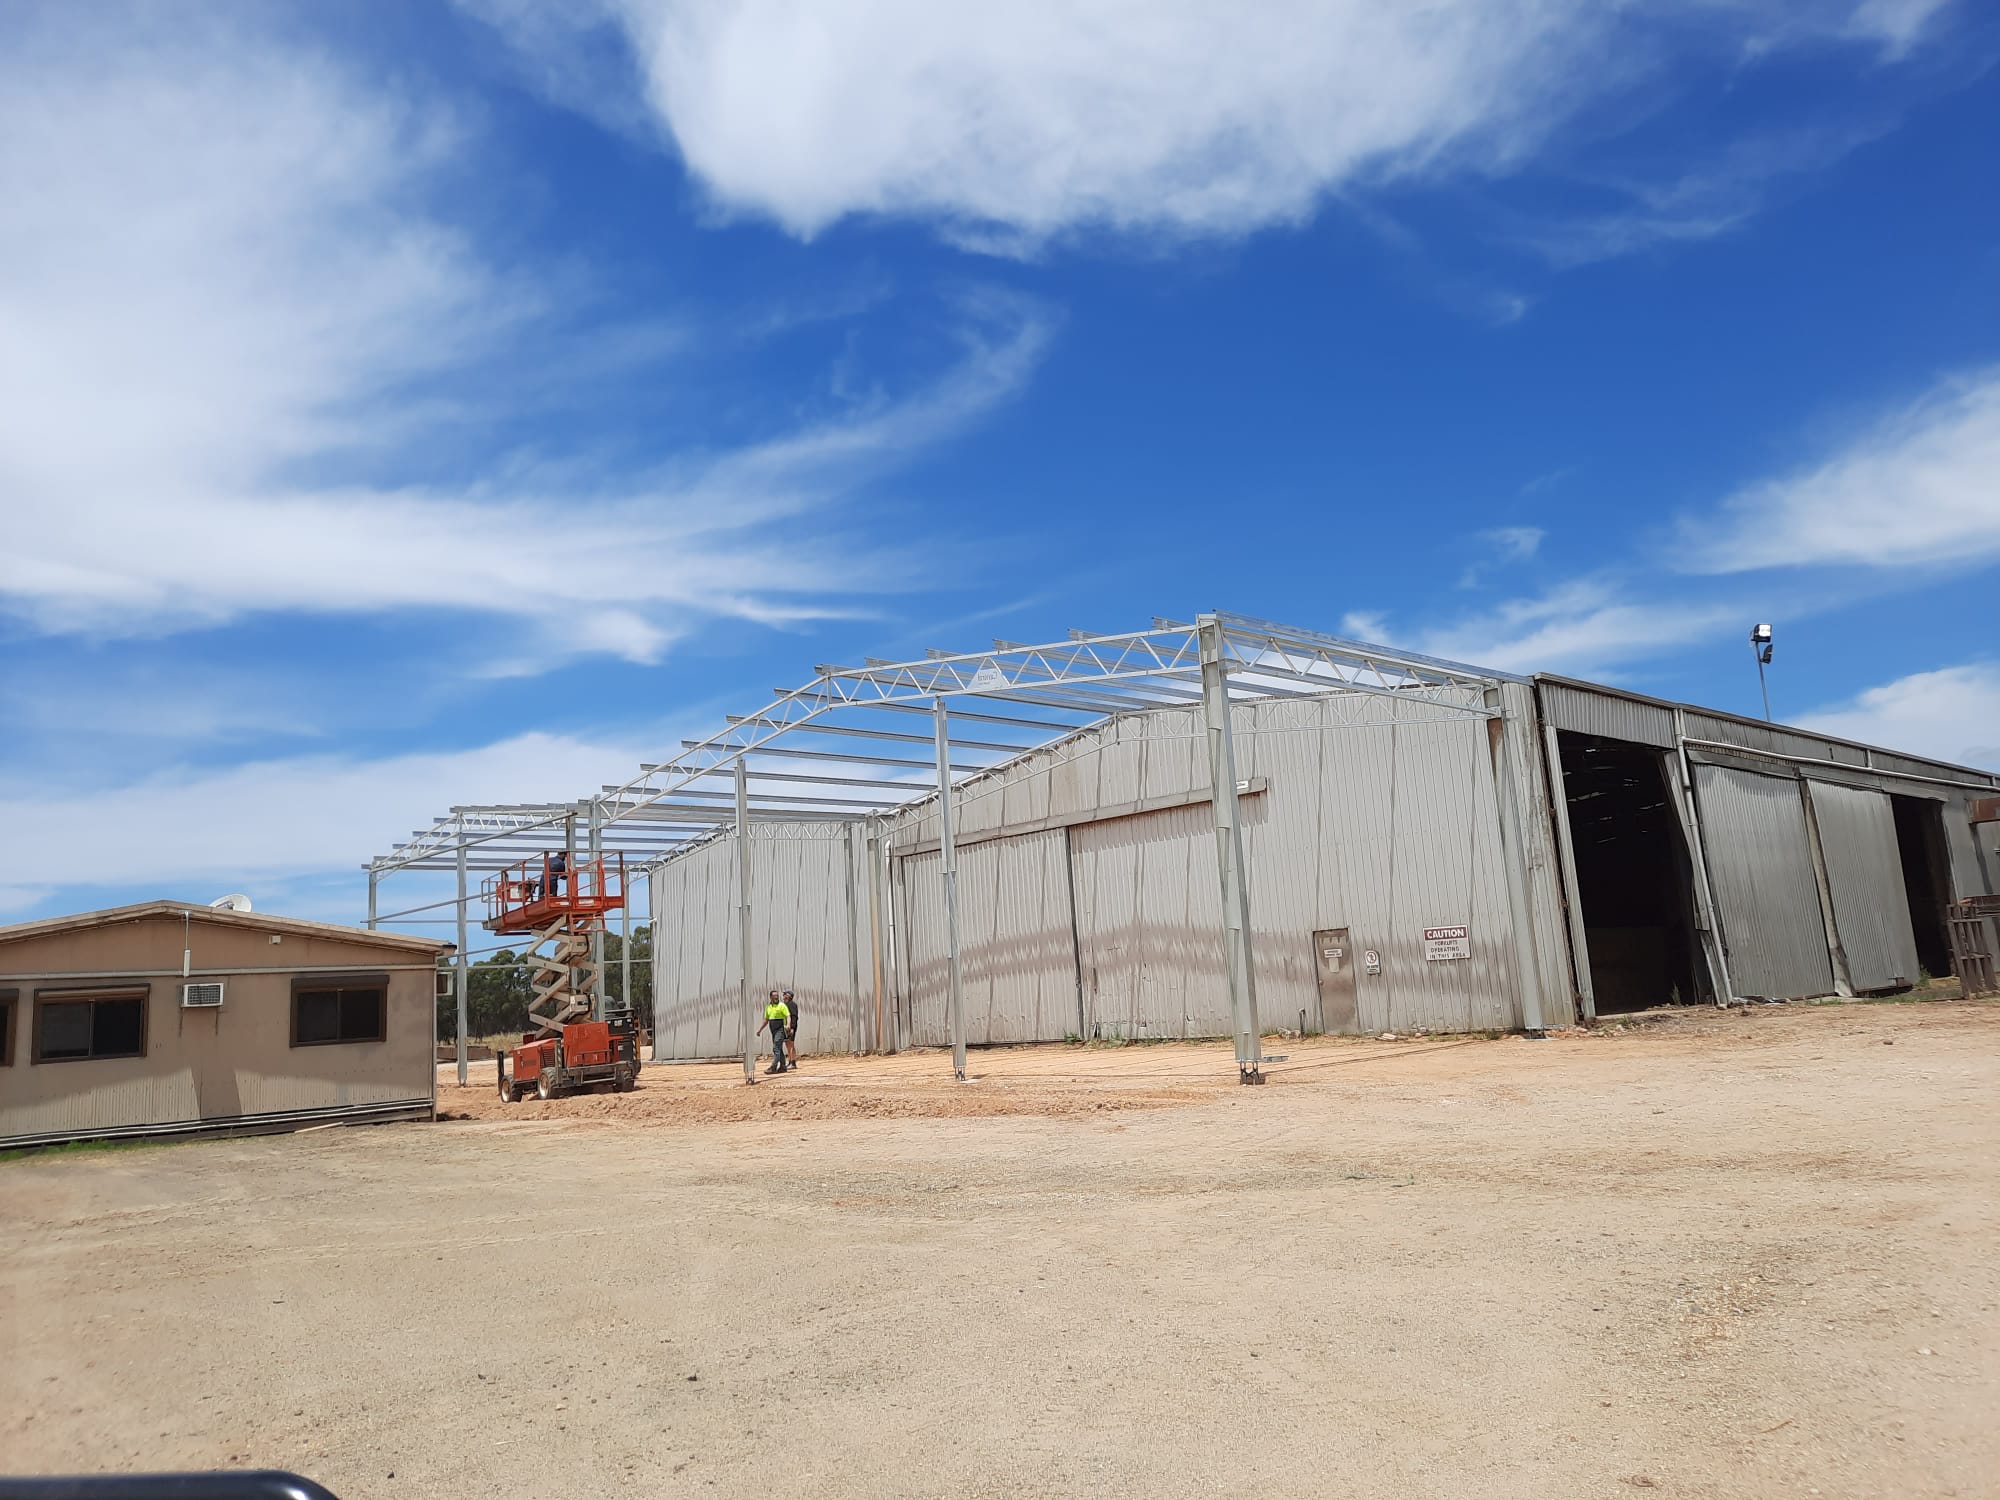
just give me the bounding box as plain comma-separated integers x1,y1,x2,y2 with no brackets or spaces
1312,927,1357,1034
1806,780,1921,992
1691,764,1836,1000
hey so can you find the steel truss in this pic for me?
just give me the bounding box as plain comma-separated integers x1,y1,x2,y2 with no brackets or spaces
366,611,1530,1086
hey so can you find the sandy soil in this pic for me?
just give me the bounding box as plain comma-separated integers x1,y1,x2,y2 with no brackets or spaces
5,999,1997,1499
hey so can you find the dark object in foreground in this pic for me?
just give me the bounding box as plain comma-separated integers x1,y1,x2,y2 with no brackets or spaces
0,1473,338,1500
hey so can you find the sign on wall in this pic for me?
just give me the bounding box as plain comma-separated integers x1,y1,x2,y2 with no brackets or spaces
1422,924,1470,961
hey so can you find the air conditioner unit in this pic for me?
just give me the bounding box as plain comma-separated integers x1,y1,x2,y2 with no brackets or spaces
181,982,225,1009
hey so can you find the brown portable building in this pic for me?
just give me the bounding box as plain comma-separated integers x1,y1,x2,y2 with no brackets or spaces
0,901,447,1148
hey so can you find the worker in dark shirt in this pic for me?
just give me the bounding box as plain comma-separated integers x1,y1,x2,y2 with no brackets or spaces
547,849,568,897
783,989,800,1070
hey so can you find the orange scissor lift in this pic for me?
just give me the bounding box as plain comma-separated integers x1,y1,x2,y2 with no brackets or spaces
484,851,640,1101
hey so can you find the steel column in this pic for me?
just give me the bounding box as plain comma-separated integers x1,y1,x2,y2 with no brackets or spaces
1541,723,1597,1023
844,822,862,1054
736,761,756,1083
588,799,605,1018
1485,693,1546,1034
934,697,968,1080
866,819,888,1053
455,834,470,1085
620,864,634,1021
366,869,378,930
1197,615,1262,1081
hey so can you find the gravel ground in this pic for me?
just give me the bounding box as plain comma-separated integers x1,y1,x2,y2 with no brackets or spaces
5,999,1997,1499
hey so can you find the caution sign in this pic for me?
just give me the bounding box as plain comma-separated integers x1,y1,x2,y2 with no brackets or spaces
1422,925,1470,961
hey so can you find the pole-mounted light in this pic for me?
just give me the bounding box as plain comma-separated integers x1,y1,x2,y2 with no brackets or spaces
1750,623,1774,721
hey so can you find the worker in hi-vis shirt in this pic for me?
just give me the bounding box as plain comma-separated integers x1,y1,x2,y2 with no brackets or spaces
758,991,790,1074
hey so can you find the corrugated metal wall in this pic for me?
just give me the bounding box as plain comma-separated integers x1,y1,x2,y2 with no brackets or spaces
1946,791,1995,900
897,829,1078,1046
1538,682,1677,748
895,689,1564,1041
651,835,741,1059
1807,780,1920,991
1692,765,1835,1000
650,826,871,1059
1072,802,1226,1039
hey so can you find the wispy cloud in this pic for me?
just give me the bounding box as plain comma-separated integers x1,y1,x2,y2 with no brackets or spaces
1798,662,2000,770
0,730,661,900
1457,524,1545,588
1683,367,2000,574
1519,121,1896,268
465,0,1953,248
0,8,1050,667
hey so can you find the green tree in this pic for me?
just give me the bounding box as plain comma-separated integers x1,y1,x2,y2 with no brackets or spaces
603,923,653,1026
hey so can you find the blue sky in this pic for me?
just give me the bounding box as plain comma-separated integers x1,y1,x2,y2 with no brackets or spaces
2,0,1996,926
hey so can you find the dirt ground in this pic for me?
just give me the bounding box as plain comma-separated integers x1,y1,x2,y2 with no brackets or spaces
5,1000,1997,1499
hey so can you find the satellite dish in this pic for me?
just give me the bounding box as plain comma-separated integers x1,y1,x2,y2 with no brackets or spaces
209,893,254,913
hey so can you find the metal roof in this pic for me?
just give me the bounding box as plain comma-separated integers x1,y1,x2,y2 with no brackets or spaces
0,900,452,951
1533,674,1999,789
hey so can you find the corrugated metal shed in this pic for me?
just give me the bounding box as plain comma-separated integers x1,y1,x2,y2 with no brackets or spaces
1691,765,1835,1000
1806,779,1920,991
883,688,1567,1041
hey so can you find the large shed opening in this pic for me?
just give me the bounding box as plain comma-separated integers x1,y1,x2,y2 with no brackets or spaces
1890,795,1952,981
1557,732,1707,1013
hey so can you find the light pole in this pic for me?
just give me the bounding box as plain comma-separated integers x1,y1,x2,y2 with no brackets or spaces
1750,623,1774,721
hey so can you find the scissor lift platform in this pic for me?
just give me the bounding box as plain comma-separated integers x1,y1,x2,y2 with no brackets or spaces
484,852,625,935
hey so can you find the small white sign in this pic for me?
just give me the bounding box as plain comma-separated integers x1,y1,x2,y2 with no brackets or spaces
967,662,1010,691
1422,924,1470,962
1363,949,1382,974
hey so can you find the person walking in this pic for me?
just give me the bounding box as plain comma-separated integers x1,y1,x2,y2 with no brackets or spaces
757,989,790,1074
783,989,801,1070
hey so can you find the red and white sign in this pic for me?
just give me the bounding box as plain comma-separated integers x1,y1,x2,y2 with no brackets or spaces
1422,924,1470,961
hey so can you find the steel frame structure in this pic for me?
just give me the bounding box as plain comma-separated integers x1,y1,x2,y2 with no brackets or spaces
367,611,1529,1086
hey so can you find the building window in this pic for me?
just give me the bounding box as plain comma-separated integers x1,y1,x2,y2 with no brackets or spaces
34,989,148,1063
292,983,387,1046
1,990,15,1066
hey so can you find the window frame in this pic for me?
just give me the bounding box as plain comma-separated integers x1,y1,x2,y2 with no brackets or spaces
31,986,150,1065
0,989,16,1066
289,974,390,1048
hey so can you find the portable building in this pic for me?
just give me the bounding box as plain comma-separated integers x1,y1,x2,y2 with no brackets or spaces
0,901,447,1148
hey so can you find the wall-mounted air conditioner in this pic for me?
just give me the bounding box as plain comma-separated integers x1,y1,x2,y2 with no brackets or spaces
182,982,225,1009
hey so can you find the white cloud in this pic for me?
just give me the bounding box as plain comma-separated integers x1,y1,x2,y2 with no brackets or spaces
466,0,1953,245
1685,368,2000,574
1405,578,1740,676
0,7,1048,663
0,731,658,898
1799,663,2000,770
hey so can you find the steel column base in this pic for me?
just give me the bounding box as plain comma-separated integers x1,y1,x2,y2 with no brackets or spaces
1238,1065,1265,1085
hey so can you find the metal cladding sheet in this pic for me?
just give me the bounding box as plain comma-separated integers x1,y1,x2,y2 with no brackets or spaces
1692,764,1835,1000
1807,779,1920,992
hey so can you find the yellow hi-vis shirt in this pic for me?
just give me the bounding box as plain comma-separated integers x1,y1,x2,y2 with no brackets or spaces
766,1001,790,1026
